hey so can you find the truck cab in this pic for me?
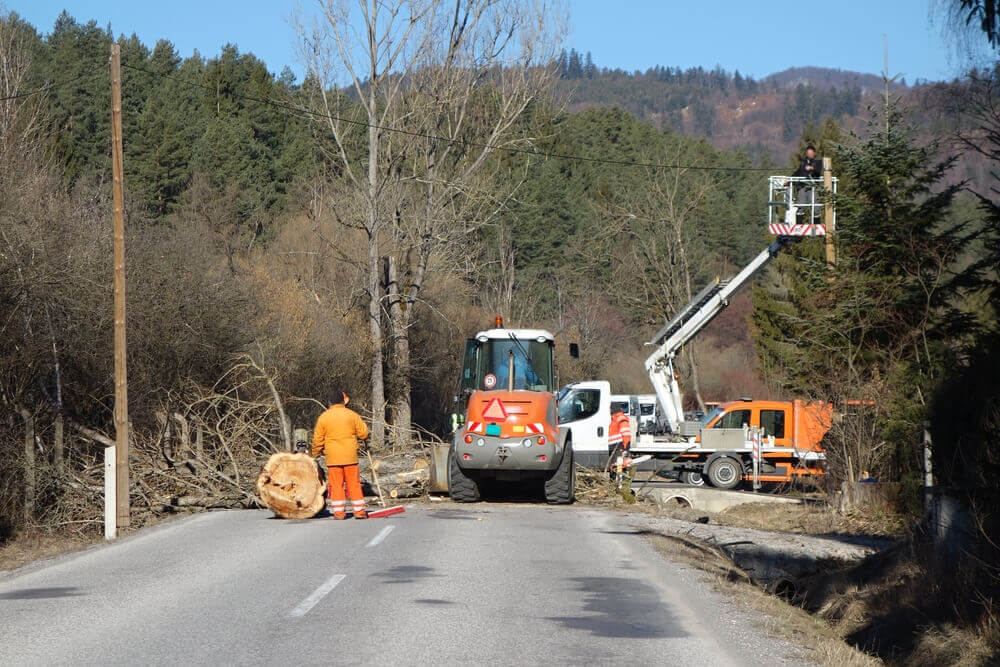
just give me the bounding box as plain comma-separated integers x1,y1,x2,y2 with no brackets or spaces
700,399,830,452
557,381,613,468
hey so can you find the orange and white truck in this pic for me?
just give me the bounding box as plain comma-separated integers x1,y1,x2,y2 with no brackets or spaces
561,176,841,489
558,381,829,489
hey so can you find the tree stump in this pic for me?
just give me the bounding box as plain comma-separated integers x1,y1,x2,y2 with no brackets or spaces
256,452,326,519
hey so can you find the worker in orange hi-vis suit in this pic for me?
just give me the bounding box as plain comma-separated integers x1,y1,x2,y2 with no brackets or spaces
311,387,370,520
608,409,633,473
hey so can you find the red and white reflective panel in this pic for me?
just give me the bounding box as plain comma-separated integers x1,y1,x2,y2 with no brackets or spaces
768,223,826,236
525,422,545,434
466,421,483,434
482,398,508,422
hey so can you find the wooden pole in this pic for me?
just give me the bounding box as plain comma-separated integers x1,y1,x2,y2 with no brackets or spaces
110,43,130,530
823,156,834,271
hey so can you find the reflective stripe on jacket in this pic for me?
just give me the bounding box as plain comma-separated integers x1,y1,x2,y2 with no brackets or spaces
608,411,631,447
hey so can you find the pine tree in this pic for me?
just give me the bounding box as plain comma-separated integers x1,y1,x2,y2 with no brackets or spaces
752,93,969,488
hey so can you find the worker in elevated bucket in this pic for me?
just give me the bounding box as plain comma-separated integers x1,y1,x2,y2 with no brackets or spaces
608,408,632,476
312,387,370,519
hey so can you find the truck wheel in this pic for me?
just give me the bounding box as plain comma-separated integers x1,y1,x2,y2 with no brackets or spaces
544,443,575,504
707,457,743,490
681,471,705,487
448,448,481,502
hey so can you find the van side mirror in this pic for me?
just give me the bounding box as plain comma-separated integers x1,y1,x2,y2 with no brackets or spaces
569,343,580,358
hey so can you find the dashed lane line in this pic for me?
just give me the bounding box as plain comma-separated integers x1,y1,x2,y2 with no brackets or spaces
288,574,346,617
365,525,395,548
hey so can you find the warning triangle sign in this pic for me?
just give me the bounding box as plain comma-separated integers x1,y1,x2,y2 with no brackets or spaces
482,397,508,422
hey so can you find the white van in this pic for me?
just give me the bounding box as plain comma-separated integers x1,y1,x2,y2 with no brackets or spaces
557,381,615,468
637,394,659,434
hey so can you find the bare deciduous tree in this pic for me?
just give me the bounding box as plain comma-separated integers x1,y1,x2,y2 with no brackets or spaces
295,0,564,444
605,145,715,409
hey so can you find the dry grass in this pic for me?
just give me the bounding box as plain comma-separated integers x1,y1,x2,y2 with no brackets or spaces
715,501,908,538
649,533,880,666
0,531,100,572
795,533,1000,666
641,495,999,666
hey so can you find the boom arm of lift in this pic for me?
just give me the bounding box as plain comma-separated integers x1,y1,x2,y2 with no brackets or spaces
644,239,789,433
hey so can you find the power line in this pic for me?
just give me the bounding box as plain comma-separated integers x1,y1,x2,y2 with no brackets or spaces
0,64,106,101
120,62,773,173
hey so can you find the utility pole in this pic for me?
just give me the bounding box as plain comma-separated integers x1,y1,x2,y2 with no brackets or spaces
110,43,130,531
823,156,834,271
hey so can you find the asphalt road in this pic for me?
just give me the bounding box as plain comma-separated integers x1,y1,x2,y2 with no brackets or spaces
0,504,798,665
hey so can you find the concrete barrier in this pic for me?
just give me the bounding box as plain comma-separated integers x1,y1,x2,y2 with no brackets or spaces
635,485,804,513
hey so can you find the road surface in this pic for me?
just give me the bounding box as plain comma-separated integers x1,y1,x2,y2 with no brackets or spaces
1,504,798,665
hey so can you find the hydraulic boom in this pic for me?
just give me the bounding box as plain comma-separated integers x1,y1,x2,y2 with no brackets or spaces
644,239,789,433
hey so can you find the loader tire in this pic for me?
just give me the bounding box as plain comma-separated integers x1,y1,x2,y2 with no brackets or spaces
544,442,575,504
448,448,480,503
707,456,743,490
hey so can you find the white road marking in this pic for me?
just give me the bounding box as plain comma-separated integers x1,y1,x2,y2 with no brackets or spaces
366,524,395,548
288,574,346,617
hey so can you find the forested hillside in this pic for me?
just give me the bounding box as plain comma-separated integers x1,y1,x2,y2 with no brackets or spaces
0,10,775,534
2,5,998,563
555,48,993,186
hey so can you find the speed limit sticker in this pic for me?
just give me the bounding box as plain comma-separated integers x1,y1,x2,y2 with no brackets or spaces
484,374,497,388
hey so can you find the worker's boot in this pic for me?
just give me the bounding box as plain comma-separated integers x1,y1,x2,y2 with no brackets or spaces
353,510,368,520
333,512,347,520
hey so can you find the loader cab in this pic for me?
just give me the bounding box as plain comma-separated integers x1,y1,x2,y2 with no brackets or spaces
460,328,555,394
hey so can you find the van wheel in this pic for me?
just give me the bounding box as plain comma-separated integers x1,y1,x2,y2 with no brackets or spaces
681,471,705,487
707,457,743,490
544,443,575,504
448,448,480,502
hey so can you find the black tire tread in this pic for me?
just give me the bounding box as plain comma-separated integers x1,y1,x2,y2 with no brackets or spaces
448,447,481,502
544,442,575,504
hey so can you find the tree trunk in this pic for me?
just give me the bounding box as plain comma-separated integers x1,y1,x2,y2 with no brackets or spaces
53,412,64,475
386,255,411,446
686,345,706,412
256,452,326,519
367,91,386,449
19,407,35,524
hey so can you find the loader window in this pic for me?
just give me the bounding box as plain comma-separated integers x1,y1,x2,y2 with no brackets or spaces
760,409,786,439
714,409,750,429
479,338,554,391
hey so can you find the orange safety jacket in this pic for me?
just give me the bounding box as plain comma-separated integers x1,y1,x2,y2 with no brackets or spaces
608,411,632,449
311,404,370,465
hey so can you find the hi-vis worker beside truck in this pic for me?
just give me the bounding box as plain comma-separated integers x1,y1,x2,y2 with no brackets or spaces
434,171,839,497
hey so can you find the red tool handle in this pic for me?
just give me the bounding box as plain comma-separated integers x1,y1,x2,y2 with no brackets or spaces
367,506,405,519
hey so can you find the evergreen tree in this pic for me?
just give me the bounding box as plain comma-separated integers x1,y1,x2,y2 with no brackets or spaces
752,94,969,488
566,48,583,79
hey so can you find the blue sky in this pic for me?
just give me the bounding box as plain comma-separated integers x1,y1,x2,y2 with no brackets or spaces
10,1,958,83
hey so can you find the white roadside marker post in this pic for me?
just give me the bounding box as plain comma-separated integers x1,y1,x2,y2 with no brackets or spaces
104,444,117,540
